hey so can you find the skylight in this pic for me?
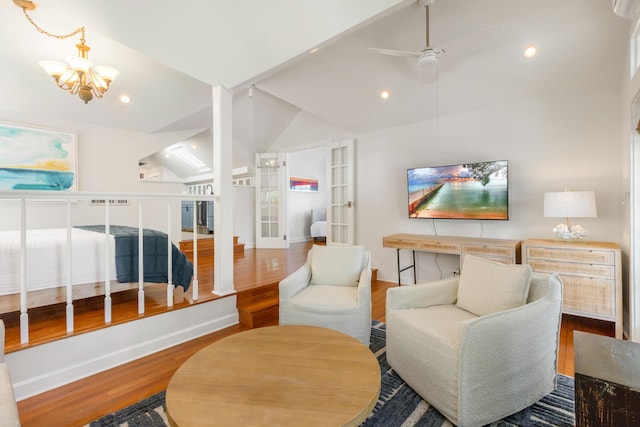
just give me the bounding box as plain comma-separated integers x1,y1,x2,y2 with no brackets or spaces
168,144,211,172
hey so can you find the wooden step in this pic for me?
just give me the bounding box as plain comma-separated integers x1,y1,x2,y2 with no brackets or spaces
238,295,279,329
237,282,279,328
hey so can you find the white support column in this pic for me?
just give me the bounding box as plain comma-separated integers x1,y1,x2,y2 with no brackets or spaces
212,85,235,296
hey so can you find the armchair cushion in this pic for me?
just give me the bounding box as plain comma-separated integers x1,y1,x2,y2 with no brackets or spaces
456,255,532,317
289,285,359,312
310,244,364,286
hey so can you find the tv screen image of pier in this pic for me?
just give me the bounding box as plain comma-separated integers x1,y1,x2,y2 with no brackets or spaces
407,160,508,220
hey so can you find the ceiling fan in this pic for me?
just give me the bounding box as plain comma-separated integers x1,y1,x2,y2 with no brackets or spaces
369,0,443,79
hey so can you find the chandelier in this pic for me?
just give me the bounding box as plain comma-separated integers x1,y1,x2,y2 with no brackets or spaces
13,0,119,104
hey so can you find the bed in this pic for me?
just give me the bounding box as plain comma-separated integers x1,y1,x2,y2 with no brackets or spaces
0,225,193,300
310,208,327,242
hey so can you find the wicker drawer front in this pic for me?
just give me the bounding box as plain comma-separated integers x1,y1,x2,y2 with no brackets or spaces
561,275,614,319
420,241,461,254
461,254,513,265
526,247,614,265
383,238,420,249
462,244,514,259
528,260,614,279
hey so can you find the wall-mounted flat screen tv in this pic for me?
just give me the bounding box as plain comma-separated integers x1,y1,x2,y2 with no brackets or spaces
407,160,509,220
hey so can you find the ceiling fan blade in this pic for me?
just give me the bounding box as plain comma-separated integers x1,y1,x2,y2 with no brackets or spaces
368,47,421,58
439,23,504,53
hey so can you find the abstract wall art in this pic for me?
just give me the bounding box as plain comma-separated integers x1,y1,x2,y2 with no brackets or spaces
289,176,318,192
0,122,78,191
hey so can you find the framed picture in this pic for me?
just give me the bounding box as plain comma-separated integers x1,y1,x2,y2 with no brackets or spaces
289,176,318,192
0,122,78,191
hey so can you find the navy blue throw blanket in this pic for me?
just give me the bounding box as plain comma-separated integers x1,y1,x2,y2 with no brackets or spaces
75,225,193,291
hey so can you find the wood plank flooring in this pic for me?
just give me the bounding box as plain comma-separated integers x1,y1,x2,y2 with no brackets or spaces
13,243,614,427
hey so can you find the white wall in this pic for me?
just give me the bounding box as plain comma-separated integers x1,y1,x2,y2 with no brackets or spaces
233,186,256,248
286,146,328,243
356,86,624,284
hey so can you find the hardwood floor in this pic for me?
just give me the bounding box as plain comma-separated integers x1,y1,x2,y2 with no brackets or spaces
14,244,614,427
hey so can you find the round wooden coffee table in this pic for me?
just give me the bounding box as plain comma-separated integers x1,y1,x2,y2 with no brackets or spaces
165,325,381,426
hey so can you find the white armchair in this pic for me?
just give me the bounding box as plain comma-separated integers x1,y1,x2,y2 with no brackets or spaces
386,255,563,427
279,245,372,346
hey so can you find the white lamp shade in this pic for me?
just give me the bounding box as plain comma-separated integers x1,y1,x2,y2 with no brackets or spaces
39,61,68,76
66,55,93,73
544,191,597,218
94,66,119,82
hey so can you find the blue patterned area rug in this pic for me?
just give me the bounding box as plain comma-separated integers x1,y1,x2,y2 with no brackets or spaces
87,322,575,427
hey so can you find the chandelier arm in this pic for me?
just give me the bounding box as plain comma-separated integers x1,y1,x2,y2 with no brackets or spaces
21,7,85,42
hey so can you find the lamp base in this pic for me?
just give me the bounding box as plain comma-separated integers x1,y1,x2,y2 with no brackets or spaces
552,223,588,240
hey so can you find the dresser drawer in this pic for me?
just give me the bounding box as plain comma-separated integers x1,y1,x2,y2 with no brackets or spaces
461,254,513,265
419,241,461,254
560,275,615,319
528,259,615,279
525,246,614,265
462,244,514,259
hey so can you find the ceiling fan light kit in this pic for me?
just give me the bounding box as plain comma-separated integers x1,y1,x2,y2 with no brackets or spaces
13,0,119,104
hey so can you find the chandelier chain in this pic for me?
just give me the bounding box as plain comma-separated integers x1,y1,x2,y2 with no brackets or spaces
21,7,85,42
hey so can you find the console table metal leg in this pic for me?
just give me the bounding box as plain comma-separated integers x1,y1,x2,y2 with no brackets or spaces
396,249,417,286
396,249,401,285
412,250,416,284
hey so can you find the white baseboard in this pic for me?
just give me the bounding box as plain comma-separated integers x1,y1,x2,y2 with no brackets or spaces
6,296,238,401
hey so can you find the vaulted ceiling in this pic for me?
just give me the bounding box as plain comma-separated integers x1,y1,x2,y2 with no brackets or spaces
0,0,631,176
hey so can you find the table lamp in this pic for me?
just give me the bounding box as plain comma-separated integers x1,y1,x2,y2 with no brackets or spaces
544,190,597,239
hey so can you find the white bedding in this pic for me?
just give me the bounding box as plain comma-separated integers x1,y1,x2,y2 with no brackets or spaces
310,220,327,238
0,228,117,296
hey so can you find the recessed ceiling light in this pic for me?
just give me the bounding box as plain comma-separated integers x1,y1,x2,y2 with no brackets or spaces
309,47,320,54
120,94,131,104
523,45,537,58
380,90,390,100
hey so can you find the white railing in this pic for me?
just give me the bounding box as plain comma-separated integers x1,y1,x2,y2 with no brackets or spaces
0,190,217,344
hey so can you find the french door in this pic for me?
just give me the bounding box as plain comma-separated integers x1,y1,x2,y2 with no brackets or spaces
326,139,355,245
255,152,288,248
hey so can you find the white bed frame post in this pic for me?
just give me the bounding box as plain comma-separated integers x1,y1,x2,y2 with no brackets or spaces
137,200,145,314
65,199,74,333
19,198,29,344
104,200,112,324
192,200,199,301
167,200,174,307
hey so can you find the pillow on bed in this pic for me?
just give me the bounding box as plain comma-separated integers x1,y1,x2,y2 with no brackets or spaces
456,255,532,317
310,245,364,287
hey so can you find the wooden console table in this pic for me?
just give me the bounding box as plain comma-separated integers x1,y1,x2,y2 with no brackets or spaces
382,234,521,285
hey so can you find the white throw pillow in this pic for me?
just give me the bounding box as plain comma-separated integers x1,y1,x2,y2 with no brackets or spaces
456,255,532,317
310,245,364,287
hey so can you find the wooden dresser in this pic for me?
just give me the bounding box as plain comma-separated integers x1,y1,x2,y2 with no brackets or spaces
382,234,521,285
521,239,622,339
